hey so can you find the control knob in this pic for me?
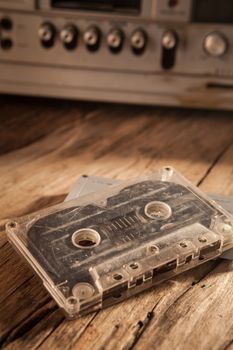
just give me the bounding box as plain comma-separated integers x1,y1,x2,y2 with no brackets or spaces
60,25,78,49
203,32,227,57
131,29,147,54
83,26,101,51
107,28,124,53
39,23,56,48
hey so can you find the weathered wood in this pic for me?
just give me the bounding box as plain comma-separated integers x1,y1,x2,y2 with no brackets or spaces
136,260,233,350
0,95,233,350
37,262,217,350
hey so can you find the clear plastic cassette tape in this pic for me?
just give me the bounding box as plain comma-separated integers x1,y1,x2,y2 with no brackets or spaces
67,174,233,260
6,167,233,318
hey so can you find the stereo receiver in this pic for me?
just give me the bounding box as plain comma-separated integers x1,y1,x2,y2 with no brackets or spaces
0,0,233,109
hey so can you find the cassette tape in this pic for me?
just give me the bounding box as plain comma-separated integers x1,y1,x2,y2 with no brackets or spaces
67,175,233,260
6,167,233,318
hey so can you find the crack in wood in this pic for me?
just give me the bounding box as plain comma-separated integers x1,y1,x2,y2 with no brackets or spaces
0,134,48,157
33,312,65,350
197,141,233,187
0,240,8,250
122,311,154,350
35,312,97,350
0,298,56,348
159,261,220,320
223,338,233,350
0,276,33,306
95,324,121,350
127,261,220,350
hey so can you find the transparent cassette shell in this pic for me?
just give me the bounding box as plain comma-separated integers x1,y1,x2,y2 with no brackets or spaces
6,167,233,318
66,175,233,260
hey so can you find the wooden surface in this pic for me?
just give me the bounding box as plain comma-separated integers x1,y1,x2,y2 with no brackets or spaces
0,95,233,350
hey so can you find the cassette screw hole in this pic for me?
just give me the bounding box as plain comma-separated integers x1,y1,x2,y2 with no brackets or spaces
198,236,207,243
67,296,79,313
180,242,187,248
8,221,17,229
72,228,101,249
219,223,232,233
129,262,139,270
162,166,173,180
113,273,123,281
67,296,78,305
145,201,172,220
149,245,158,253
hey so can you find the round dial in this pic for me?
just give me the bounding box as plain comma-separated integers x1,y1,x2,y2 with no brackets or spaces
203,32,228,57
39,23,56,43
83,26,100,47
107,29,124,49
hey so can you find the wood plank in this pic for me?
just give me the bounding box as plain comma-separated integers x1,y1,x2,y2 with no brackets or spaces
200,144,233,196
1,99,233,222
135,260,233,350
3,303,64,350
38,263,217,350
0,96,233,349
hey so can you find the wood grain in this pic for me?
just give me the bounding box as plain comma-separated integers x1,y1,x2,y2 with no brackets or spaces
0,95,233,350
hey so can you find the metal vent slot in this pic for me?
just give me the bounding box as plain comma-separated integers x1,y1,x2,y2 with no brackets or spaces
51,0,141,14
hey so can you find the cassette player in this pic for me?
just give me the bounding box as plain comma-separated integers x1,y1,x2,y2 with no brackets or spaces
6,167,233,318
0,0,233,109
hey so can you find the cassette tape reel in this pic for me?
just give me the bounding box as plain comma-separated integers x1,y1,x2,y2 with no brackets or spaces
6,167,233,318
